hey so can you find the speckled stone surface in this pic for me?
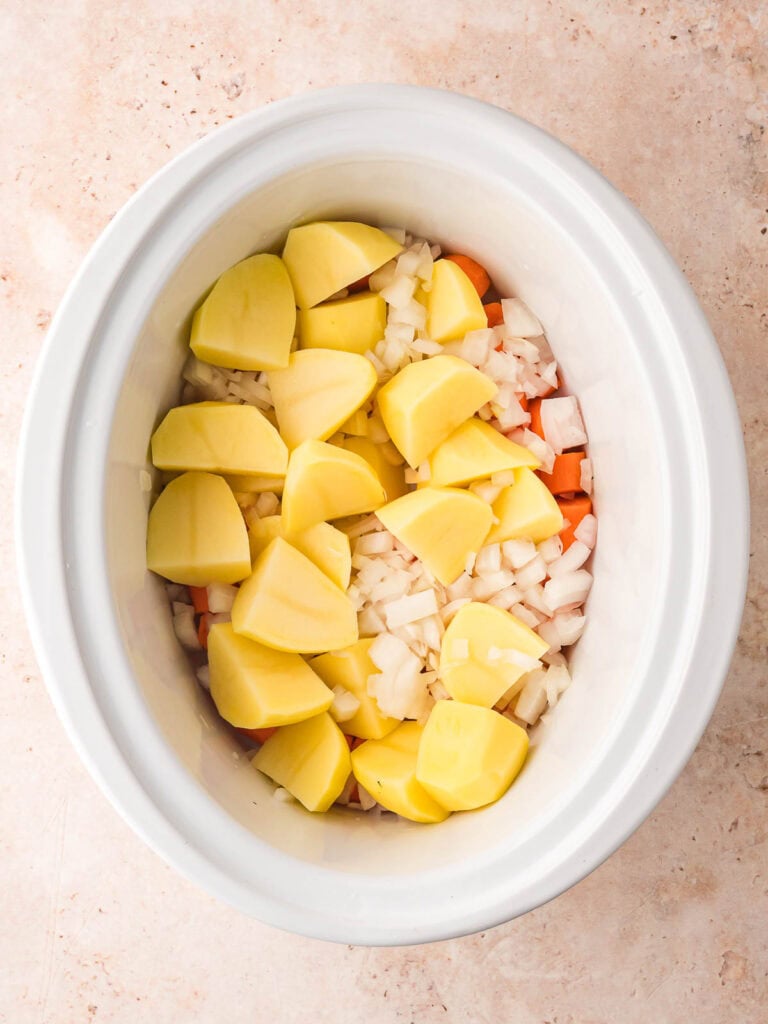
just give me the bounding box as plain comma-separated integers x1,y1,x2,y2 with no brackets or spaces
2,2,766,1021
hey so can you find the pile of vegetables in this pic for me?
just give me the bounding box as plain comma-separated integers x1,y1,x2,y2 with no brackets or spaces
147,221,595,822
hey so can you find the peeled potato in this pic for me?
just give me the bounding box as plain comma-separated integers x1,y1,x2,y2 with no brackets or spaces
376,355,497,468
190,254,296,371
282,221,403,309
268,349,377,450
231,537,358,653
146,471,251,586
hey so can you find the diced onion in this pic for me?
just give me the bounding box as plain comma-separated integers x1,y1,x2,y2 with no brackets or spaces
207,583,238,614
540,396,587,455
548,541,591,577
543,570,593,612
500,298,543,337
502,539,537,569
574,514,598,548
329,685,361,723
514,669,549,724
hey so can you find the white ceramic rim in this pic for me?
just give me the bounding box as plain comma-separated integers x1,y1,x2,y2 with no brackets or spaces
16,85,749,945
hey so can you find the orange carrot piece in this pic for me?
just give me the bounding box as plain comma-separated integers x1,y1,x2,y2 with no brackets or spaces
446,254,491,298
238,726,279,744
483,301,504,327
516,393,529,413
557,495,592,550
197,613,209,650
528,398,543,438
349,783,360,804
347,274,370,294
539,452,585,496
189,586,209,614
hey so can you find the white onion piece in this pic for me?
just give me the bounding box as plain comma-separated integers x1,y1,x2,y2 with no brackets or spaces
501,539,537,570
509,603,542,629
196,665,211,690
384,589,439,630
514,669,549,724
380,274,416,309
343,513,384,538
514,555,547,590
540,396,587,454
357,785,378,811
411,338,443,356
501,298,543,337
537,535,563,564
421,615,444,652
172,609,201,650
445,573,473,601
544,664,572,707
254,492,280,517
358,605,386,636
551,610,586,646
520,584,550,616
487,647,541,672
475,544,502,575
329,685,361,723
428,679,450,701
574,513,598,548
486,585,521,611
414,242,434,281
548,540,591,577
273,787,294,803
579,457,593,495
383,226,407,244
523,433,556,475
535,619,561,654
543,570,593,612
459,329,495,366
469,481,502,504
369,261,398,292
490,469,516,488
354,532,394,556
493,392,530,430
439,598,472,624
503,337,540,363
390,298,427,330
207,583,238,614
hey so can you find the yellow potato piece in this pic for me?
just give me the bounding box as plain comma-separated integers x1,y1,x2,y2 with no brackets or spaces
338,408,369,437
223,474,284,494
377,355,497,468
341,437,408,501
416,700,529,811
351,722,450,823
268,349,377,450
425,258,488,344
252,712,351,812
485,467,564,545
248,515,351,590
426,418,540,487
311,639,399,740
376,487,492,586
231,537,358,653
208,623,333,728
282,221,403,309
151,402,288,477
281,440,386,535
146,471,251,586
190,254,296,371
298,292,386,354
440,602,549,708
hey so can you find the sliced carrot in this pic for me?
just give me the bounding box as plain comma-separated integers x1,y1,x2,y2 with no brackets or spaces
557,495,592,550
189,586,209,614
197,613,209,650
344,734,355,750
349,783,360,804
539,452,585,496
446,254,491,298
528,398,543,439
347,274,370,294
238,726,279,744
483,301,504,327
516,393,529,413
351,736,365,750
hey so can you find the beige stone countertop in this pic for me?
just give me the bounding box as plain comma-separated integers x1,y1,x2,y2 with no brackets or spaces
2,2,766,1021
